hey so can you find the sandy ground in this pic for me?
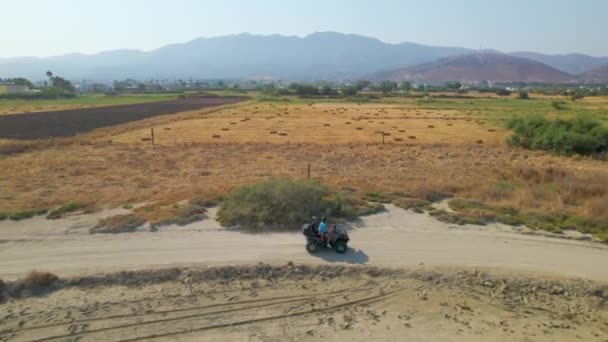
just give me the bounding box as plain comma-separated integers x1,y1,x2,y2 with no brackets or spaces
0,205,607,282
1,265,607,342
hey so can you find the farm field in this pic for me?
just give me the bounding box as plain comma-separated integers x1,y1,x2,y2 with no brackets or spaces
0,93,606,219
0,97,246,139
0,93,180,115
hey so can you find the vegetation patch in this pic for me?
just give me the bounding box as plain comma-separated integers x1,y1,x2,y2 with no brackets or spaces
428,209,486,226
7,209,47,221
392,198,432,213
506,116,608,156
90,214,146,234
46,202,86,219
448,198,608,241
150,201,208,228
217,179,382,231
363,190,411,204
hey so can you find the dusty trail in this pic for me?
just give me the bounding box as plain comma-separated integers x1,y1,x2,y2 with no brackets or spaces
0,205,606,281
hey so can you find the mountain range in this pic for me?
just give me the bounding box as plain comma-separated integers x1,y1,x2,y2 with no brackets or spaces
1,32,607,83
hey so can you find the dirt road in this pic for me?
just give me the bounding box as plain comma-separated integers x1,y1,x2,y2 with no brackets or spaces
1,205,606,281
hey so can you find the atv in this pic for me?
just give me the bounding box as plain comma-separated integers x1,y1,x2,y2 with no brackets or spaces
302,223,349,254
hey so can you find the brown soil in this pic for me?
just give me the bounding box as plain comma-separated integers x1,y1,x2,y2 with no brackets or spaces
0,97,246,139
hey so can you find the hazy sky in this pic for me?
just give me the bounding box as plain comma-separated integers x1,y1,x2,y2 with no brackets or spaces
2,0,607,58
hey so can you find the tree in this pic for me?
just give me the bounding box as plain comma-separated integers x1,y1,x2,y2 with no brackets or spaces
50,76,74,92
44,71,74,94
379,81,398,94
355,80,371,91
400,81,412,91
3,78,33,88
342,86,358,96
446,81,462,90
320,85,337,96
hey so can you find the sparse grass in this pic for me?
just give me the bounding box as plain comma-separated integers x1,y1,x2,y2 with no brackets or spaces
46,202,86,219
90,214,146,234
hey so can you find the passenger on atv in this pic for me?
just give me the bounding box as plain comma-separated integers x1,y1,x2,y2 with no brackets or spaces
302,217,349,254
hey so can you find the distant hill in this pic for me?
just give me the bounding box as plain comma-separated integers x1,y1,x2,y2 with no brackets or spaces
509,52,608,75
0,32,471,81
372,53,577,84
579,64,608,83
1,32,606,82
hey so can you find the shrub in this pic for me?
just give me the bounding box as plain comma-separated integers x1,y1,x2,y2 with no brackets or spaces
23,270,58,289
0,212,7,221
46,202,86,219
496,89,512,96
392,198,432,213
90,214,146,234
217,179,374,231
517,91,529,99
506,116,608,156
570,92,585,102
151,202,207,228
428,209,486,226
551,101,564,110
9,209,42,221
217,179,330,230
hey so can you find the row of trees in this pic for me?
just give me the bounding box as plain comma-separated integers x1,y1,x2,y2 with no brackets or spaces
0,72,74,99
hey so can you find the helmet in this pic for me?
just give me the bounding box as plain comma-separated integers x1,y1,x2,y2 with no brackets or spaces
321,217,327,222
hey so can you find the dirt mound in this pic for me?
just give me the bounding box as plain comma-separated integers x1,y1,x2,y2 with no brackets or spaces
2,264,606,304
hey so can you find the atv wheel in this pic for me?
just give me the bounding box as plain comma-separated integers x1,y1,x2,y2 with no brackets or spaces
306,241,318,253
334,241,348,254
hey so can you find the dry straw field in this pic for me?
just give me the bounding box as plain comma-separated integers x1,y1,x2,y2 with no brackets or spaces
0,95,606,229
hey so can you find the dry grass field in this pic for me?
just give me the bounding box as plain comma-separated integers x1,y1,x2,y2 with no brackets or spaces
0,94,606,234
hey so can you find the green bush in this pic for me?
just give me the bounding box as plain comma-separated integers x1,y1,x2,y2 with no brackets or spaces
506,116,608,156
217,179,374,231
